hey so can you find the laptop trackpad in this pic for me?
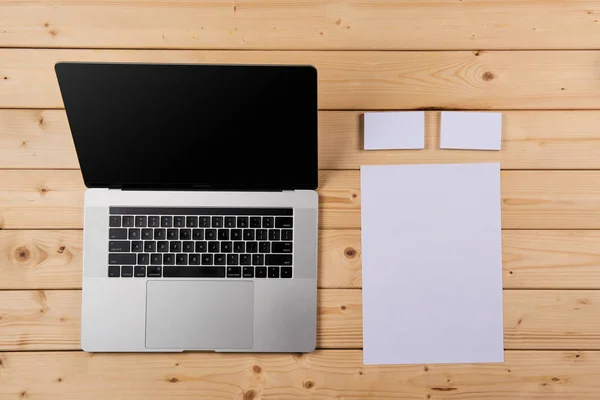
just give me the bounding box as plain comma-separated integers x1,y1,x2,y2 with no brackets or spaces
145,280,254,350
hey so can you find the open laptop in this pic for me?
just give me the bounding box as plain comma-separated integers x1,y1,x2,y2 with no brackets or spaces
55,62,318,352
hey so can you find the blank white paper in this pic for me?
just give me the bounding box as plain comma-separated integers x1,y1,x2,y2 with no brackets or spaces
440,112,502,150
361,163,504,365
364,112,425,150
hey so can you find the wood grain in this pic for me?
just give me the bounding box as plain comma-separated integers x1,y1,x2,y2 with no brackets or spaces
3,1,600,51
0,230,82,290
3,230,599,290
2,289,600,351
4,110,600,170
2,170,600,230
2,49,600,109
0,350,596,400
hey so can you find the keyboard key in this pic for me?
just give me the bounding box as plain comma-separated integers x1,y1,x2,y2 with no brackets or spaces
142,228,153,240
132,241,143,252
128,228,140,240
161,216,172,227
246,241,258,253
170,241,182,252
240,254,251,265
135,216,147,227
167,229,179,240
154,228,166,240
281,267,292,278
202,254,214,265
186,216,198,228
138,253,149,265
268,266,280,278
176,254,188,265
144,241,156,253
147,266,162,277
163,267,225,278
163,254,175,265
269,229,280,241
265,254,292,266
109,216,121,227
109,253,135,265
215,254,226,265
225,217,236,228
259,242,271,253
109,241,130,252
282,229,293,241
180,229,191,240
243,266,255,278
255,267,267,278
275,217,293,228
151,254,162,265
183,241,194,252
218,229,229,240
243,229,255,240
122,216,135,227
272,242,293,253
174,216,185,227
208,241,220,252
109,228,127,240
134,266,146,277
263,217,274,228
212,216,223,228
231,229,242,241
250,217,261,228
108,266,120,277
221,241,232,253
206,229,217,240
227,266,241,278
148,216,160,227
198,216,210,227
227,254,239,265
257,229,268,241
189,254,201,265
192,229,204,240
237,217,249,228
157,241,169,252
195,241,207,253
234,242,245,253
252,254,264,265
121,266,133,277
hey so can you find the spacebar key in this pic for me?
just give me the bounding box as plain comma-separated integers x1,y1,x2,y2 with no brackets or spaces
162,267,225,278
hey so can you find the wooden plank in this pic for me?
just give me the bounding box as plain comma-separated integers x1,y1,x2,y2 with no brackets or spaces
3,230,599,290
4,110,600,170
2,170,600,230
1,351,598,400
2,1,600,51
0,230,82,290
2,49,600,109
2,289,600,351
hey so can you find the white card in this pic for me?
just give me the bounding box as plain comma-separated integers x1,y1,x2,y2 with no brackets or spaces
364,112,425,150
440,112,502,150
361,163,504,365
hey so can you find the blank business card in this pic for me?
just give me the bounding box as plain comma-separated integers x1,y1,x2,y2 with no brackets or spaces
440,112,502,150
364,112,425,150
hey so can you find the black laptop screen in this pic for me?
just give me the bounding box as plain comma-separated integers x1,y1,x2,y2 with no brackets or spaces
55,62,318,190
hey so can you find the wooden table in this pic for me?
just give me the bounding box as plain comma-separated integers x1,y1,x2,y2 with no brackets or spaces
2,1,600,399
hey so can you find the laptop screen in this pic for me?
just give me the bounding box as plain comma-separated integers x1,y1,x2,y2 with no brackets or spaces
55,62,318,190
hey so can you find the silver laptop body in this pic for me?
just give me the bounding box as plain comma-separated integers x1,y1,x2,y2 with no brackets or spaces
56,62,319,352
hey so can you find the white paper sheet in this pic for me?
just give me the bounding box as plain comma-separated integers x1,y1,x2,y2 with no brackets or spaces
364,111,425,150
440,112,502,150
361,163,504,365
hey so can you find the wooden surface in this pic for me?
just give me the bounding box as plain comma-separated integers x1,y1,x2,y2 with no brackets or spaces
2,1,600,399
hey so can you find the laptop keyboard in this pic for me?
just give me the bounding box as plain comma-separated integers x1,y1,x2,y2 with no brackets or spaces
107,207,293,279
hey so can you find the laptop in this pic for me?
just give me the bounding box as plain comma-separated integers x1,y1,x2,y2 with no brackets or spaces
55,62,318,352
